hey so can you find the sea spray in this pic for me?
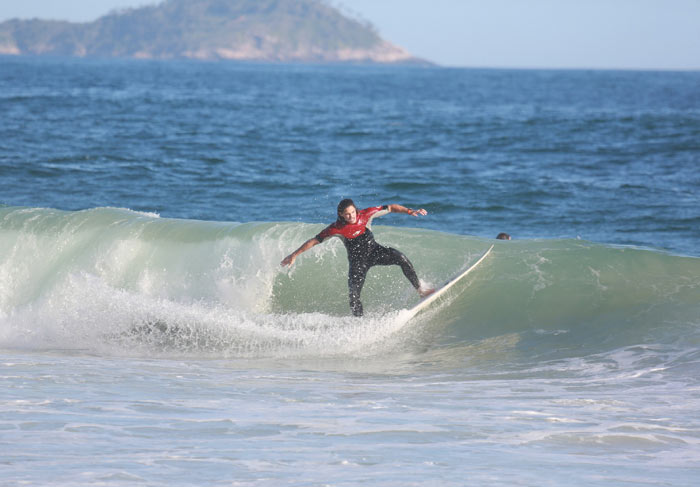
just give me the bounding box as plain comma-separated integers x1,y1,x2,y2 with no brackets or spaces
1,205,698,359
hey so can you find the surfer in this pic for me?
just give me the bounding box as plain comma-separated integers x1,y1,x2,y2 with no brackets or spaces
281,199,434,317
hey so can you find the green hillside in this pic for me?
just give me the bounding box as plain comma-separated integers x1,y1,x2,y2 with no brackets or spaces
0,0,428,64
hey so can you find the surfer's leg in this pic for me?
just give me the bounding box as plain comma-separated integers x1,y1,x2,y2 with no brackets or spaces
372,246,421,290
348,262,369,317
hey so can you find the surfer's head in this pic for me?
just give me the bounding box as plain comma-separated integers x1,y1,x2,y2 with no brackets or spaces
337,199,357,224
496,232,511,240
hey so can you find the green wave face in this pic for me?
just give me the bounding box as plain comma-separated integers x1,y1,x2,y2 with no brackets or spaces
1,206,698,359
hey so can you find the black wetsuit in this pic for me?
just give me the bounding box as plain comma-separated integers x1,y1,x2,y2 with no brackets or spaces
316,206,421,317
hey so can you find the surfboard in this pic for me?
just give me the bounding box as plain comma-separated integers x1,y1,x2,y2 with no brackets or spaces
404,244,494,321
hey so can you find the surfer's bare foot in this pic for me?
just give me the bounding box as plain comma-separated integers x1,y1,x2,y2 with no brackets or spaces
419,287,435,298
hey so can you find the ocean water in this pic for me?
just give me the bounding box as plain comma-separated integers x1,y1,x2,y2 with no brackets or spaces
1,57,699,486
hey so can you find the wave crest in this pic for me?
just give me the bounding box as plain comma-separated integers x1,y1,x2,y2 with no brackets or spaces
1,206,698,358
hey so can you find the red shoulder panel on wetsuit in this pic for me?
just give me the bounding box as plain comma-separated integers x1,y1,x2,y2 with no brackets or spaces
316,205,388,242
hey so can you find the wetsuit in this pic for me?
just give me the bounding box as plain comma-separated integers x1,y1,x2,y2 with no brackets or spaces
315,206,421,317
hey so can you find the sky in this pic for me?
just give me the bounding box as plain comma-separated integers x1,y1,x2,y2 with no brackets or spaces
1,0,699,70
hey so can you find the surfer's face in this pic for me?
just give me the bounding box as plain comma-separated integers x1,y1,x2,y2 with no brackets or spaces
340,206,357,224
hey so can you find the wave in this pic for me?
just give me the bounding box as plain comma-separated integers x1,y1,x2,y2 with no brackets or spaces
1,206,698,359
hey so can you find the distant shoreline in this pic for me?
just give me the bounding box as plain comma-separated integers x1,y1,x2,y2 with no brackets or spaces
6,54,700,74
0,0,431,66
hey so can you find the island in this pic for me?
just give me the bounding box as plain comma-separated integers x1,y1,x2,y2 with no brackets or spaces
0,0,430,65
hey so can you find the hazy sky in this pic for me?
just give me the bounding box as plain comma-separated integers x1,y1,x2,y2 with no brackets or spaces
1,0,699,70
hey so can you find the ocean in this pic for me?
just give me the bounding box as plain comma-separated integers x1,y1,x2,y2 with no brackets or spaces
1,56,699,486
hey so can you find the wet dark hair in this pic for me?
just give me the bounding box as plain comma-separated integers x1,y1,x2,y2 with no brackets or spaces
337,198,356,217
496,232,511,240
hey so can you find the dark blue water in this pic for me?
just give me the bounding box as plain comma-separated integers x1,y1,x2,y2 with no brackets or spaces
2,56,699,256
2,56,700,487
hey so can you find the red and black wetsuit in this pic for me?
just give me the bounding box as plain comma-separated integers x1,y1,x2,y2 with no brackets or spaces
315,205,421,317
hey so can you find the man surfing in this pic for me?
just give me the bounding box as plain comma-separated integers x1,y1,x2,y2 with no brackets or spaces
281,199,434,317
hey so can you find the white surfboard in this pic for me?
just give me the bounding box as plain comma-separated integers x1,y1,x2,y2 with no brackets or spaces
403,244,494,321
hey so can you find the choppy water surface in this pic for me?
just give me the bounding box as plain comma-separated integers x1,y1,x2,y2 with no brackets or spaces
1,57,699,485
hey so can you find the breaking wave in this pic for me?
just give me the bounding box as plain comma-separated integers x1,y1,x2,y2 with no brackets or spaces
1,206,698,360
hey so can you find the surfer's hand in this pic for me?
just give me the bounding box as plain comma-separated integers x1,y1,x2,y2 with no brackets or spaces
409,208,428,217
281,238,319,267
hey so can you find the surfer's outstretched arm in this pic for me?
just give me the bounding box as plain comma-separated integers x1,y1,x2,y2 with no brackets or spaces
387,204,428,217
281,237,321,267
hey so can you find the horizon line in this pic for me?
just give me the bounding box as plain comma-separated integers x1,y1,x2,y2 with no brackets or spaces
2,53,699,73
